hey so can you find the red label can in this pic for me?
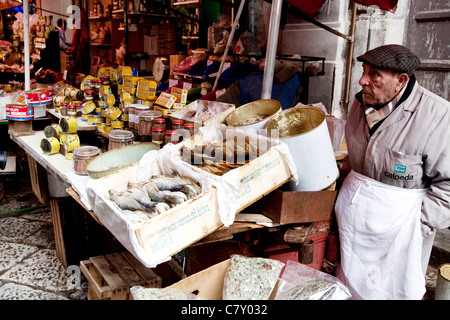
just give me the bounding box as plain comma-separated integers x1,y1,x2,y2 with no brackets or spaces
6,104,34,120
25,88,53,106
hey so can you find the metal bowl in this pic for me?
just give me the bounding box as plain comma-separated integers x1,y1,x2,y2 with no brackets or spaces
225,99,281,131
265,105,325,138
86,142,159,179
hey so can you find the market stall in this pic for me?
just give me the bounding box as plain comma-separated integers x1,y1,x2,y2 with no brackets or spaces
2,0,351,301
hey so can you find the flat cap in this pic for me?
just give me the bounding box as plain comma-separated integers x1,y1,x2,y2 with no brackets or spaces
357,44,421,75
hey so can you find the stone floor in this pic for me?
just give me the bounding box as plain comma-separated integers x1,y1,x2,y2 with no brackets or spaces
0,177,88,300
0,174,443,300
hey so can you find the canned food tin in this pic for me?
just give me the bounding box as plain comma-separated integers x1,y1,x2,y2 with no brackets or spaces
88,115,102,125
81,101,96,115
96,123,106,132
64,134,80,152
104,94,116,107
104,125,112,134
65,152,74,160
59,117,78,134
53,95,70,107
106,106,122,120
6,104,34,120
111,120,124,128
81,114,90,122
40,137,60,155
25,89,53,106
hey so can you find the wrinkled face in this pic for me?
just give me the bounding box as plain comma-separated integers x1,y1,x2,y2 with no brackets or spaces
359,63,403,108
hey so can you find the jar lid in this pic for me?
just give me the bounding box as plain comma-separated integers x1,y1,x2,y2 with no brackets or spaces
134,104,150,110
165,130,177,135
172,119,184,124
109,129,134,140
152,127,164,132
60,102,69,106
154,118,166,123
140,110,163,120
73,145,101,158
68,104,76,108
84,88,94,94
184,123,195,127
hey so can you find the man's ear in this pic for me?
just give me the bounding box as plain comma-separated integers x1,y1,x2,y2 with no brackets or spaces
395,73,409,92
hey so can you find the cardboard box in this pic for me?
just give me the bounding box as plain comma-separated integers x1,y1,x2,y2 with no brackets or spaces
170,87,188,104
256,189,337,224
169,258,279,300
155,92,177,109
136,79,157,101
86,135,293,268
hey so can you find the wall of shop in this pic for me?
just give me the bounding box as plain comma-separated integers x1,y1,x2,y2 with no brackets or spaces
39,0,73,45
281,0,410,118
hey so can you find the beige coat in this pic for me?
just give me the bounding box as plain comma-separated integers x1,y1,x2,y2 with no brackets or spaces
344,80,450,231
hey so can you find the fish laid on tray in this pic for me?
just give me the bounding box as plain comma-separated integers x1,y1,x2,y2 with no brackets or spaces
180,137,262,176
109,174,202,221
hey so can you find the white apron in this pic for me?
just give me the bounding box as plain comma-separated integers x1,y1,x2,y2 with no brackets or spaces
335,170,428,300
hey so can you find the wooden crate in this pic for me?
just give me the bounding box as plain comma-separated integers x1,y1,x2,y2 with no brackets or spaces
80,252,162,300
8,120,34,137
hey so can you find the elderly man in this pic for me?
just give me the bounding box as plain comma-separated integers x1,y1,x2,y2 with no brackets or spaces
336,44,450,300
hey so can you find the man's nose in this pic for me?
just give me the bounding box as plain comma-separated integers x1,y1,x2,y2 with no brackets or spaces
359,74,370,86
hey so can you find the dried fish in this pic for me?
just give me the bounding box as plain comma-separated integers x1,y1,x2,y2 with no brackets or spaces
181,137,262,176
128,181,188,207
110,175,201,220
149,175,201,199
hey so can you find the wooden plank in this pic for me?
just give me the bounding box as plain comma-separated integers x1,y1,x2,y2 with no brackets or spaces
89,255,127,299
121,251,162,288
65,187,103,226
105,253,144,287
50,199,67,269
27,154,49,204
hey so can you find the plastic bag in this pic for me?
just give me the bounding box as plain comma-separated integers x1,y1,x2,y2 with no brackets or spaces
274,260,351,300
223,255,284,300
130,286,204,300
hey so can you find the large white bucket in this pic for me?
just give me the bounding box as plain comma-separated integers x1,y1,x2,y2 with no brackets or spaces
265,105,339,191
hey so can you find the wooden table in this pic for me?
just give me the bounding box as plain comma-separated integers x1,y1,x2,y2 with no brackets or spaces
10,129,109,268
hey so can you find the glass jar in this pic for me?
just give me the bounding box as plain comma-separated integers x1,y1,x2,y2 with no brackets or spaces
151,127,165,146
60,102,68,116
171,119,184,130
127,104,136,129
100,74,110,85
153,117,166,130
68,104,77,117
73,146,101,175
74,102,83,117
165,130,181,145
84,88,95,101
138,110,162,136
91,79,102,90
134,105,150,129
183,122,195,138
108,129,134,150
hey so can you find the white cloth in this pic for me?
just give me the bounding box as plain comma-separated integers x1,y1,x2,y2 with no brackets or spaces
335,170,428,300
